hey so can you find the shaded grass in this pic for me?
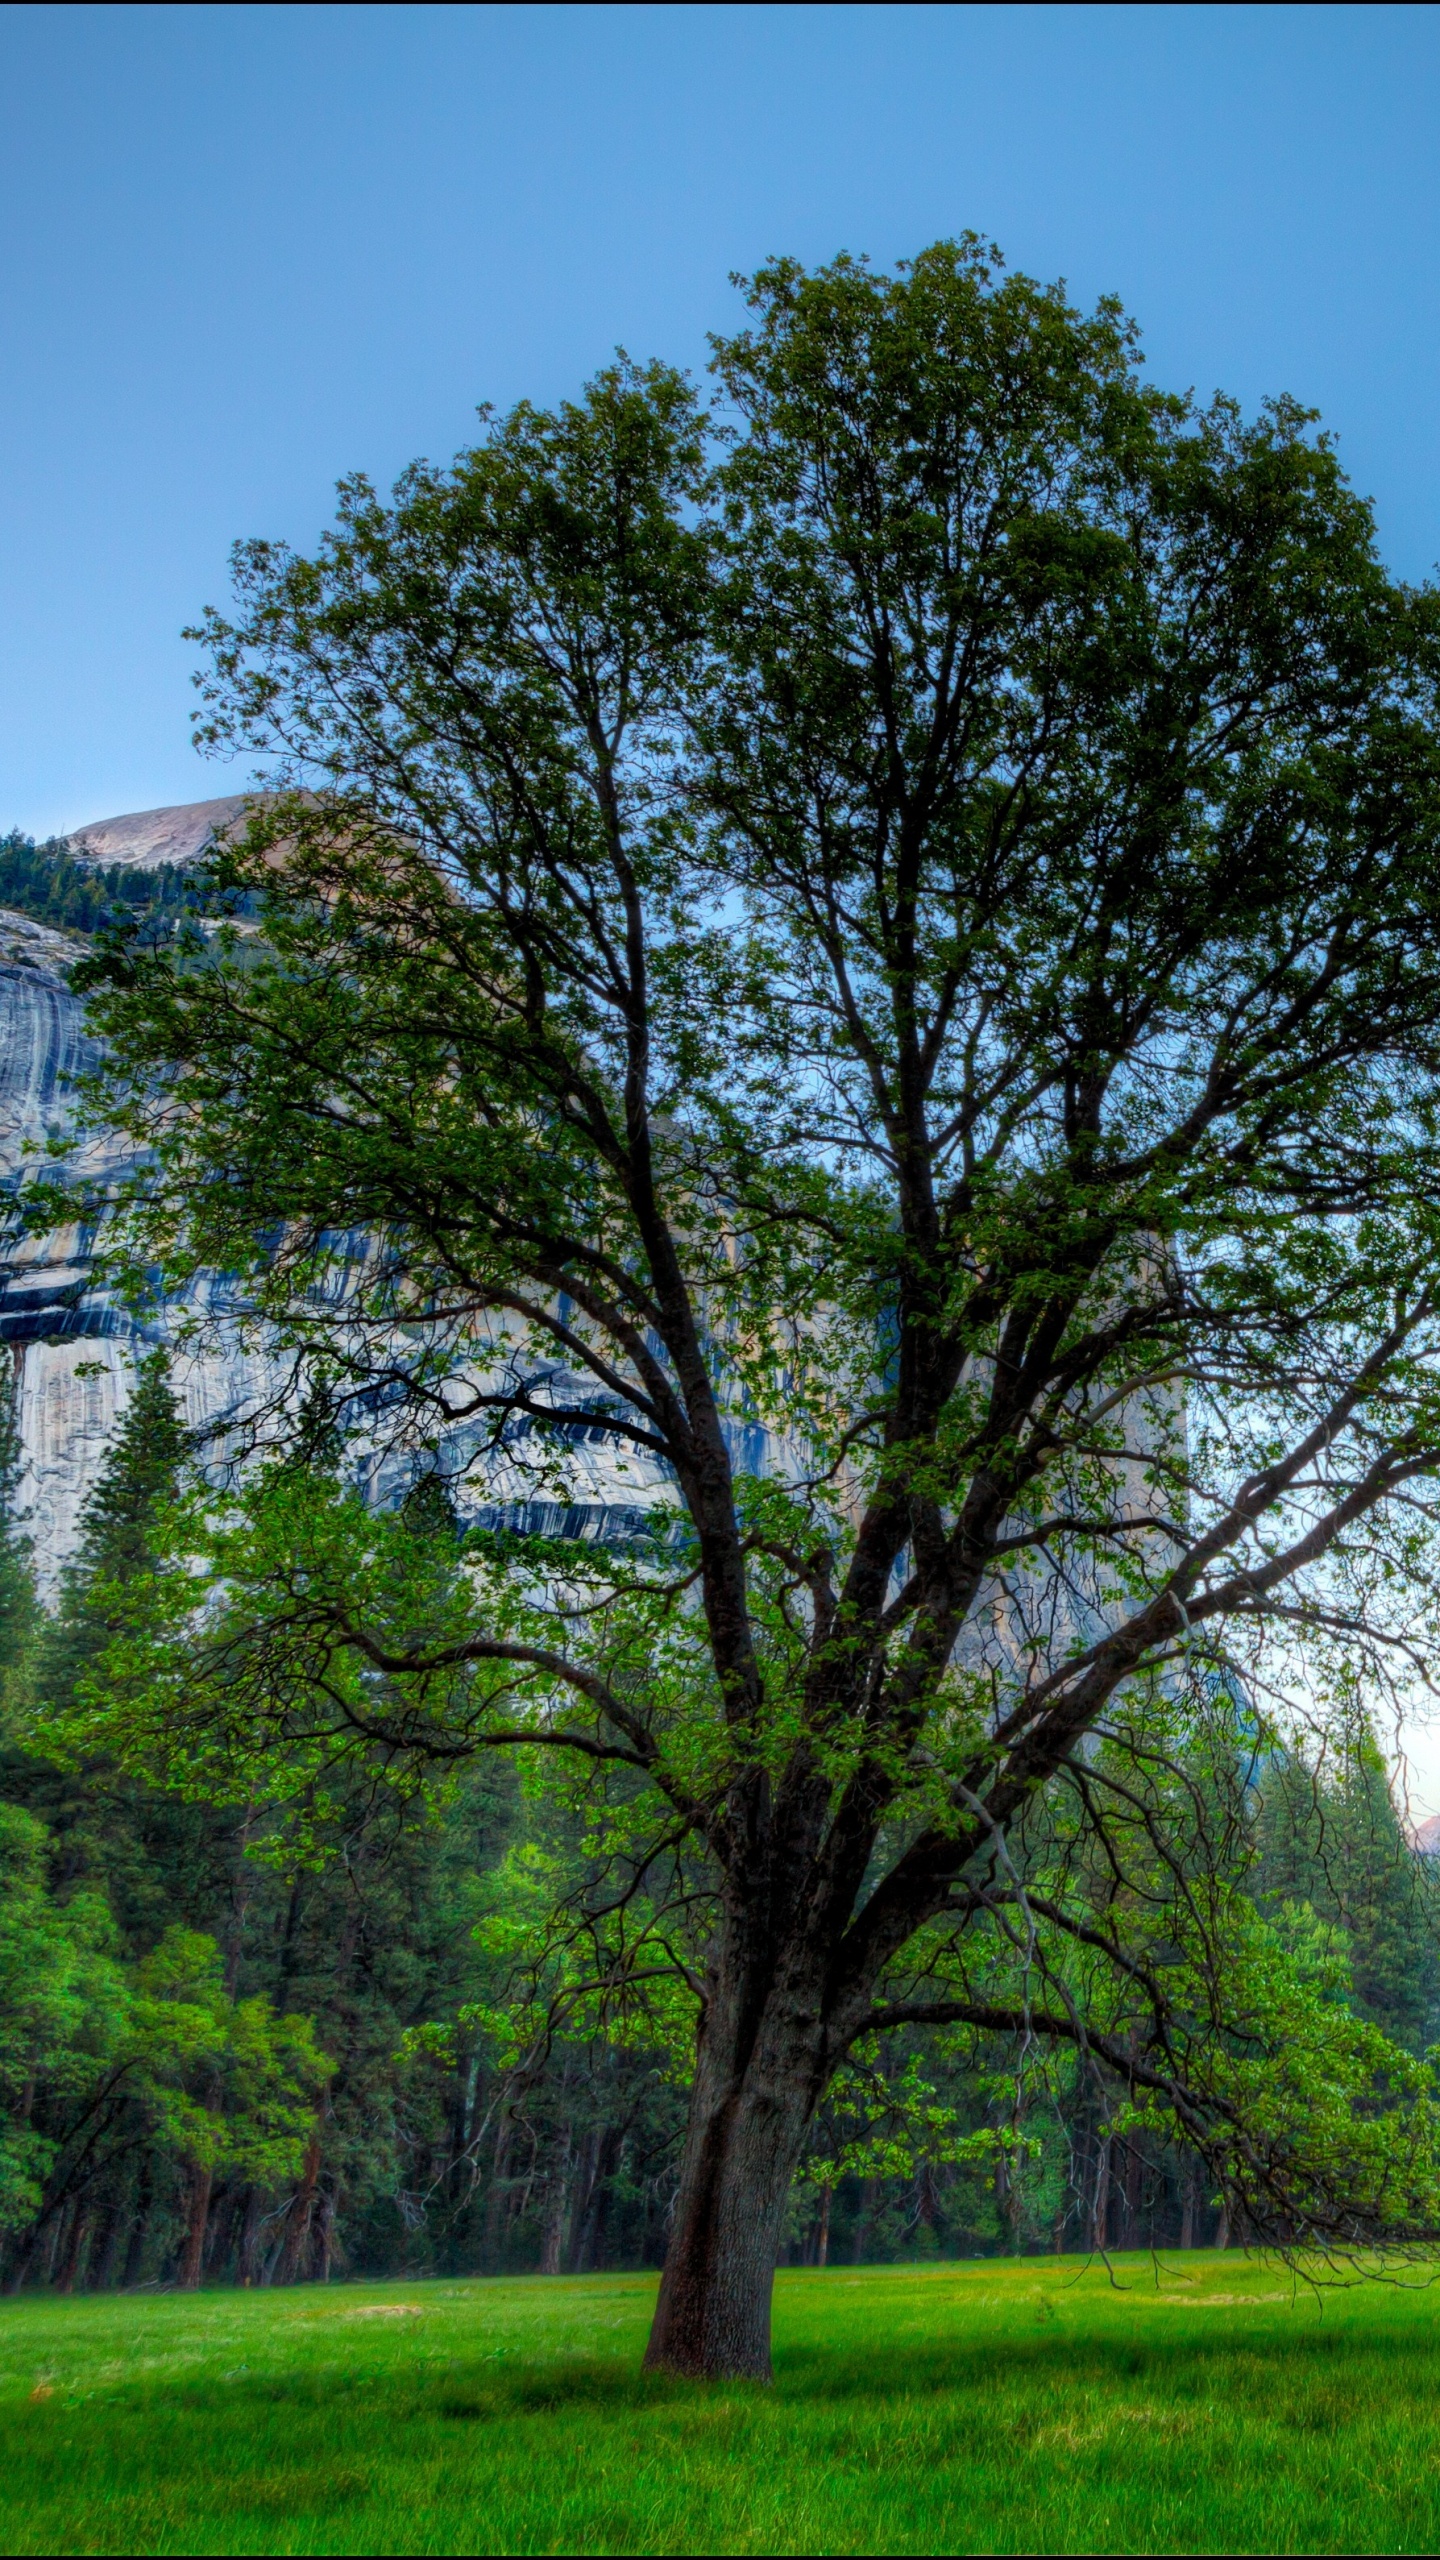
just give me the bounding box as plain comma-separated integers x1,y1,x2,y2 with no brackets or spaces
3,2251,1440,2552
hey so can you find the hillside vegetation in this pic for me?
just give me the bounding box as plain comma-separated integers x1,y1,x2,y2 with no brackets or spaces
0,831,197,939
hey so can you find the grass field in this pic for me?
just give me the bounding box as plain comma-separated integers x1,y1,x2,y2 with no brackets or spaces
4,2251,1440,2554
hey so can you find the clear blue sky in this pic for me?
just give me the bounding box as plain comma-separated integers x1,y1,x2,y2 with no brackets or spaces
4,0,1440,837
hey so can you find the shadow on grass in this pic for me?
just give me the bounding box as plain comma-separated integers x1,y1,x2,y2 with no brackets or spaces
415,2316,1440,2428
436,2362,682,2421
773,2320,1437,2406
29,2315,1440,2445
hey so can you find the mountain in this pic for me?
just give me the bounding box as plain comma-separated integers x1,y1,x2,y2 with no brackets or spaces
0,801,677,1588
0,858,293,1585
2,798,1163,1649
66,795,252,871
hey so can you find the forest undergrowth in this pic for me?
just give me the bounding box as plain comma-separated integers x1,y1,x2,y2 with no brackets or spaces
3,2252,1440,2555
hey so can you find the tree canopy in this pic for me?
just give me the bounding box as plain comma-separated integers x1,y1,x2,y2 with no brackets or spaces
50,238,1440,2377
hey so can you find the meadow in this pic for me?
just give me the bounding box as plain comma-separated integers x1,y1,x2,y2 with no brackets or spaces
3,2251,1439,2555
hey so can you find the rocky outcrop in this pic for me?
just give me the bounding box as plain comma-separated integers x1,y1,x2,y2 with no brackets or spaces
0,806,679,1588
66,796,252,872
0,890,302,1586
1,799,1169,1656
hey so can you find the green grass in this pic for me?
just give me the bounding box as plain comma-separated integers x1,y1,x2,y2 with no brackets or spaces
3,2251,1440,2553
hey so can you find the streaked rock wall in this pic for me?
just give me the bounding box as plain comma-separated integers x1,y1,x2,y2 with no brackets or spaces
0,852,682,1586
0,903,305,1584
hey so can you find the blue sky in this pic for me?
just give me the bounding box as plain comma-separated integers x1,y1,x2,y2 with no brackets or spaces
3,1,1440,836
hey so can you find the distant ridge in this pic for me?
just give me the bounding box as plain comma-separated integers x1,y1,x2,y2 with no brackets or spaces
67,794,252,872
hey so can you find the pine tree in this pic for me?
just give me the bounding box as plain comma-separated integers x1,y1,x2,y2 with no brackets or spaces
1254,1728,1440,2052
35,1351,187,1712
63,1352,186,1600
9,1349,219,1933
1331,1740,1440,2052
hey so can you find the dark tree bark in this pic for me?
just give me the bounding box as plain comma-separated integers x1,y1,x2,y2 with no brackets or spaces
1090,2133,1112,2255
237,2185,263,2286
482,2113,516,2271
275,2133,321,2285
540,2136,571,2276
178,2166,212,2291
56,2204,93,2295
644,1947,828,2378
121,2157,153,2290
850,2179,877,2266
89,2191,127,2292
1122,2140,1143,2251
312,2186,336,2282
568,2124,624,2274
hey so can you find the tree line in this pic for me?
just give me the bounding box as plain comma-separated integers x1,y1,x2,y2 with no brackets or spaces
0,832,198,940
2,1347,1437,2294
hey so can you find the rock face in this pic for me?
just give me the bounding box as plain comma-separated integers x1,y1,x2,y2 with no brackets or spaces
0,887,298,1588
2,799,1171,1663
66,796,252,872
0,805,679,1588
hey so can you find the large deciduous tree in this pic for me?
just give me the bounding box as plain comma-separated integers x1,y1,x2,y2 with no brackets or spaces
62,242,1440,2377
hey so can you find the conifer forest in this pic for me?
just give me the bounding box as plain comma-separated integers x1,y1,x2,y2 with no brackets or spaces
4,1334,1438,2300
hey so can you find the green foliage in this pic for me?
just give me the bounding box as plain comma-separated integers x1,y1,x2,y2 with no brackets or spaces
28,1349,188,1748
0,1795,326,2258
0,1801,123,2229
1254,1734,1440,2052
0,1354,330,2285
0,832,199,939
10,1400,1440,2278
28,239,1440,2335
9,1351,225,1951
124,1923,332,2186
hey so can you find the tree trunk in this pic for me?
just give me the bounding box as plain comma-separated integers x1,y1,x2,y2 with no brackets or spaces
563,2129,599,2274
1180,2155,1196,2251
312,2187,336,2282
482,2112,516,2269
7,2216,44,2295
1122,2139,1143,2250
814,2181,832,2269
122,2158,153,2290
57,2204,94,2295
179,2166,212,2291
850,2177,876,2265
570,2124,624,2274
1090,2131,1111,2253
90,2192,127,2292
540,2137,571,2276
643,1973,822,2382
276,2133,321,2285
237,2187,263,2286
42,2205,65,2286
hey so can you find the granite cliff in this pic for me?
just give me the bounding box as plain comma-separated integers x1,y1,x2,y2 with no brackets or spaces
1,801,1155,1679
0,800,677,1587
